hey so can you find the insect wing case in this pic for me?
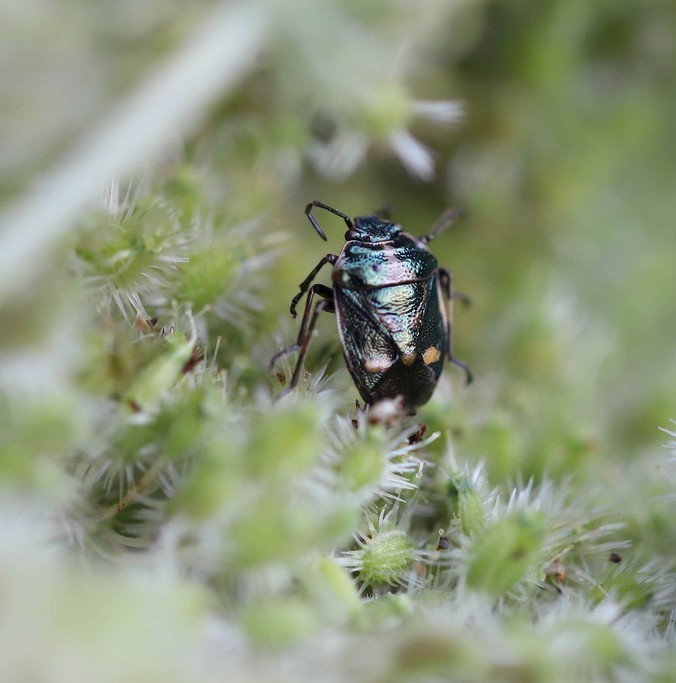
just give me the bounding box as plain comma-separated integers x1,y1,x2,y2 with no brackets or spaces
333,233,448,407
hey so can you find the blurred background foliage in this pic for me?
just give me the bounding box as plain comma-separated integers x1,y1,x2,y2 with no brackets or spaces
1,0,675,681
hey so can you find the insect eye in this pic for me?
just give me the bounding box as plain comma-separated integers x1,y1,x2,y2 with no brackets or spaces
345,229,364,241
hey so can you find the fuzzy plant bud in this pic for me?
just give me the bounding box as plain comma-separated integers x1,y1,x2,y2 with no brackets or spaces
241,596,319,648
336,426,388,495
123,334,196,411
303,557,363,624
448,474,487,537
466,511,546,597
245,402,324,480
348,527,415,588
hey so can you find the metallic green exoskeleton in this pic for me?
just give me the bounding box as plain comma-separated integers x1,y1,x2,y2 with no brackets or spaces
270,201,472,411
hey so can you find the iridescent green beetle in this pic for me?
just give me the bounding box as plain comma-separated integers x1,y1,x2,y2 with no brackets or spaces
270,201,472,411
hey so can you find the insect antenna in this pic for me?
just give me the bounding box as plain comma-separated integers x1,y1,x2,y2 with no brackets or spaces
305,200,354,241
420,207,463,244
374,204,393,220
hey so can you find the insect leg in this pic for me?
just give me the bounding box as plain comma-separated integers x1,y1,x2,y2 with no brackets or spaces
290,254,337,317
451,290,472,308
271,284,335,398
305,201,353,241
439,268,473,384
420,208,463,244
272,283,334,368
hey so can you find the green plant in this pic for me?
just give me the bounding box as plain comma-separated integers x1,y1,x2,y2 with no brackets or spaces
2,1,675,681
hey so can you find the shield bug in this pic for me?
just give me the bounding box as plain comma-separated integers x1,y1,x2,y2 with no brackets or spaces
270,201,472,411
